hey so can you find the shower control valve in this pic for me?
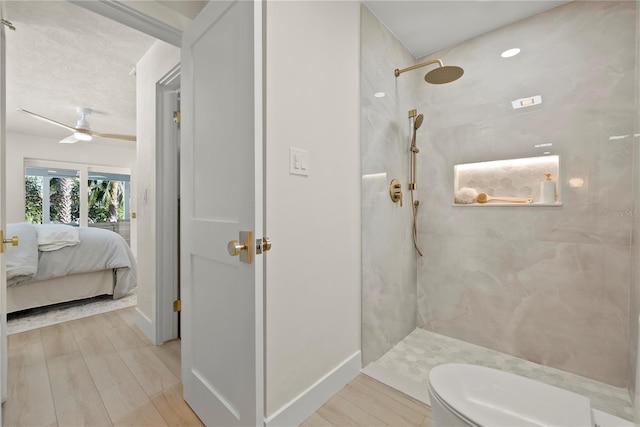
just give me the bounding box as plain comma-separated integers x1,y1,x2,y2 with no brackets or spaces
389,179,403,207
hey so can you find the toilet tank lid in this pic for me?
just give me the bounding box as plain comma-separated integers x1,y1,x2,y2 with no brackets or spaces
429,364,594,427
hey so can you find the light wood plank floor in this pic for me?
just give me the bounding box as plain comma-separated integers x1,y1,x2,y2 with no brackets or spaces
3,306,203,427
4,306,431,427
302,375,432,427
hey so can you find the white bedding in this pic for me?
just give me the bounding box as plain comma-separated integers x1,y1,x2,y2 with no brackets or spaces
6,223,137,299
35,223,80,251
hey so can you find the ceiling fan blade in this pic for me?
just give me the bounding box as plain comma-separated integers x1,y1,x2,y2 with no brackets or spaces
18,109,77,132
59,135,79,144
92,131,136,142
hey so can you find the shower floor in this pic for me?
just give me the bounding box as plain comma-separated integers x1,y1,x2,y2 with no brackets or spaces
362,328,634,421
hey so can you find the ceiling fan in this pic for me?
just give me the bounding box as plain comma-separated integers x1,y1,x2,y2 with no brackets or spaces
18,107,136,144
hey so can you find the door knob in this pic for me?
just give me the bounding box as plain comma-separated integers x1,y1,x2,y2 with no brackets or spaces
227,240,246,256
0,230,18,254
227,231,252,264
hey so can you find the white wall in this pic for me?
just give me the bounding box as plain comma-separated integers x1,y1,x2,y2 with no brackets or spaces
135,40,180,336
6,131,135,224
265,0,361,418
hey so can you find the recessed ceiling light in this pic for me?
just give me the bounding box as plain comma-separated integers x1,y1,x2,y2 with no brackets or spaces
501,48,521,58
374,92,385,98
608,135,629,140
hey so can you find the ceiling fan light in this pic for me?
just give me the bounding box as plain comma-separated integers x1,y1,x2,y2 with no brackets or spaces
74,131,92,141
59,136,78,144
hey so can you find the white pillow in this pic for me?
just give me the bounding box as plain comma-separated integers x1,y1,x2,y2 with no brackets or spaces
35,224,80,251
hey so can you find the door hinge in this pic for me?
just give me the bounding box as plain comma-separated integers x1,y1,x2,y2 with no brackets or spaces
173,111,181,125
173,299,182,312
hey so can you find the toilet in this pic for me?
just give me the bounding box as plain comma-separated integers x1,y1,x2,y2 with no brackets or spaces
427,363,633,427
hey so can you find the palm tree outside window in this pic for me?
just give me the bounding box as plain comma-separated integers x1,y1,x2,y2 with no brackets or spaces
25,167,131,244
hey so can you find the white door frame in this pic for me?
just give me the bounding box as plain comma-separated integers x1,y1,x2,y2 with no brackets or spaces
155,66,180,344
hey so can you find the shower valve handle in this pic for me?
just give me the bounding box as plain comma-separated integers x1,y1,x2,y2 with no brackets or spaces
389,179,403,207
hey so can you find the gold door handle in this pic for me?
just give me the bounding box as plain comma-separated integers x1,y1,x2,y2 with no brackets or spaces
228,240,246,256
0,230,18,254
227,231,252,264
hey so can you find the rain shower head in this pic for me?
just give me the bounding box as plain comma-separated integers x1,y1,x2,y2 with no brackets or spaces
394,59,464,84
425,65,464,84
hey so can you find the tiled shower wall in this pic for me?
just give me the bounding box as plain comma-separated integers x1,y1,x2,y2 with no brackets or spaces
360,5,419,366
414,1,636,387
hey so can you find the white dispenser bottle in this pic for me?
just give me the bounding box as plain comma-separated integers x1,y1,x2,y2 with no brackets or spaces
540,173,556,204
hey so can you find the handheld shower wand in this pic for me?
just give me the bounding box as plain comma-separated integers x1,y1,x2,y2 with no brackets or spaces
409,110,424,257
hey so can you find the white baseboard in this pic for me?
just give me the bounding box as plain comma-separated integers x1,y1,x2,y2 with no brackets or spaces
135,307,158,345
264,351,361,427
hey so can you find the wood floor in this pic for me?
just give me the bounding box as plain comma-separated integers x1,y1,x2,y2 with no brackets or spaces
302,375,432,427
3,306,203,427
4,306,431,427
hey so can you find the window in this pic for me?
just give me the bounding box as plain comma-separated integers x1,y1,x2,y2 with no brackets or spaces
24,162,131,243
87,171,131,244
25,167,80,225
87,171,131,223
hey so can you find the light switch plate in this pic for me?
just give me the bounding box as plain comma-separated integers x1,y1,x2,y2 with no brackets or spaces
290,147,309,176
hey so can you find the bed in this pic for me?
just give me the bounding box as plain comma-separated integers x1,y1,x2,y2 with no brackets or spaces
5,222,137,313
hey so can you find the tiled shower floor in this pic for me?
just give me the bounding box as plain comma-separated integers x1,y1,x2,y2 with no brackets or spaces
362,328,634,421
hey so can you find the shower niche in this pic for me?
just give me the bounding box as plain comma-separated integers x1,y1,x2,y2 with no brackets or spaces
453,155,562,206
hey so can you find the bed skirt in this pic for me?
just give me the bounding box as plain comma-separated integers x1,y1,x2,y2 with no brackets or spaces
7,270,114,313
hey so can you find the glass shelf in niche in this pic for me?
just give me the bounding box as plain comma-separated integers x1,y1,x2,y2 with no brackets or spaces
453,155,561,206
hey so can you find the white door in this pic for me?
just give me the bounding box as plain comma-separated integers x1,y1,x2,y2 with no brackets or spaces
180,1,264,426
0,8,8,417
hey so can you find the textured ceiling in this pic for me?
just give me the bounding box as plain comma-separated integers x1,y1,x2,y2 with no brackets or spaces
5,1,156,145
363,1,569,58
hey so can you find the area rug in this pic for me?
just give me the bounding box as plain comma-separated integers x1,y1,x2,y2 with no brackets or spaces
7,292,137,335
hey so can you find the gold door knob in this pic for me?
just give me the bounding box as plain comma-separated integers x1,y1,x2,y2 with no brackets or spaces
0,230,18,254
4,236,18,246
228,240,246,257
228,231,253,264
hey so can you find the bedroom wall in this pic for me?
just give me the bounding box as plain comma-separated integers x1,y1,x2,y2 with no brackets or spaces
134,39,180,341
5,131,135,225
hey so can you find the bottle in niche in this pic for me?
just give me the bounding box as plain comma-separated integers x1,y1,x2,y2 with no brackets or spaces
540,173,556,204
